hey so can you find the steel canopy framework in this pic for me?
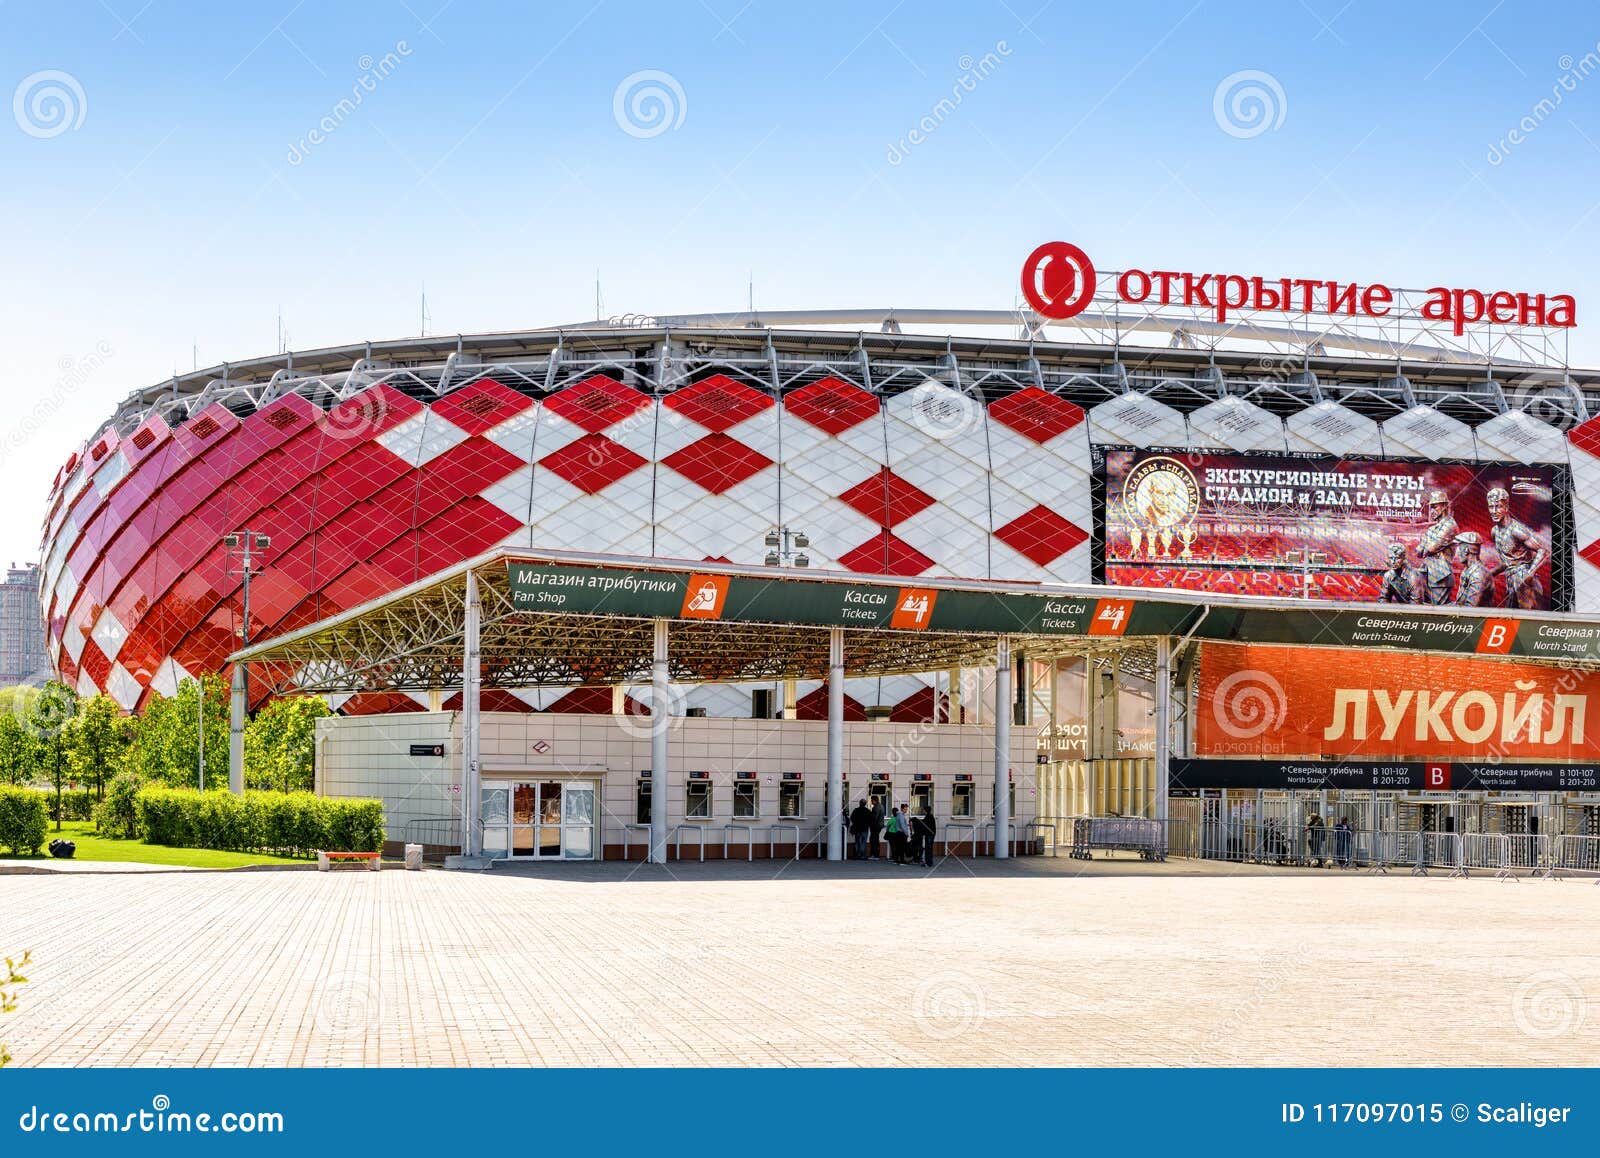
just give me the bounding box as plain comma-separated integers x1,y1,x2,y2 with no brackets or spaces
231,547,1600,698
235,553,1008,697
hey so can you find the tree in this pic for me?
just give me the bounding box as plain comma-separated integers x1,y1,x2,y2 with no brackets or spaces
125,676,230,789
0,711,31,787
245,696,332,792
27,682,78,832
68,694,128,801
0,950,29,1069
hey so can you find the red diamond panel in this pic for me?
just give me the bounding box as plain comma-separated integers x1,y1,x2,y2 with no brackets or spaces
538,433,647,494
796,686,867,721
663,374,774,432
838,532,934,577
543,374,649,433
837,467,935,527
994,504,1088,565
784,377,879,435
1579,539,1600,570
433,378,536,436
988,386,1085,444
1570,415,1600,459
661,433,773,494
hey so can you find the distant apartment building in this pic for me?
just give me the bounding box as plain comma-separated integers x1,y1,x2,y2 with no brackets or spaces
0,564,48,686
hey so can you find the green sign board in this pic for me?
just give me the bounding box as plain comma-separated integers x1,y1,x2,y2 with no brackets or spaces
503,561,1600,661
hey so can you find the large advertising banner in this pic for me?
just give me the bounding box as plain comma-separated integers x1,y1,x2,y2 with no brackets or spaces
1196,641,1600,763
1099,449,1561,609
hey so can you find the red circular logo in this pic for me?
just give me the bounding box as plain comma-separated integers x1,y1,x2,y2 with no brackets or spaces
1020,241,1097,320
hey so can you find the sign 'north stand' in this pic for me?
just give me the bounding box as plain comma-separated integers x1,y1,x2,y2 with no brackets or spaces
503,560,1600,662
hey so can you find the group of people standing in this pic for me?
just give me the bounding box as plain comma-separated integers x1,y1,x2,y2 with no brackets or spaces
847,798,937,866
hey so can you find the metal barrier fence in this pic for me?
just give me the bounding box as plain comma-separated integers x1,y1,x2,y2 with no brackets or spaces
766,823,802,861
1166,820,1585,880
1549,833,1600,881
1069,817,1167,861
673,824,707,862
402,817,462,858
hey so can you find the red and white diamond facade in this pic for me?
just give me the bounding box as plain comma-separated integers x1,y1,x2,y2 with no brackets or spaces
37,324,1597,716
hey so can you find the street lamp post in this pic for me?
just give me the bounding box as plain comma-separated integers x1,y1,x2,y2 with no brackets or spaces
224,530,271,794
763,527,810,568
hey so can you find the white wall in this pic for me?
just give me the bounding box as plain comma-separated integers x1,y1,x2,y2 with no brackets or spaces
317,710,1039,851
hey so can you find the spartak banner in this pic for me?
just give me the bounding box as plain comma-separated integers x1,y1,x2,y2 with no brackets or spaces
1196,641,1600,762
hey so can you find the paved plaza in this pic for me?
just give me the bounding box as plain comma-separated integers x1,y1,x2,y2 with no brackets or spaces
2,856,1595,1066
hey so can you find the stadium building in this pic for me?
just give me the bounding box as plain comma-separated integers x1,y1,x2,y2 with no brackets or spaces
37,245,1600,867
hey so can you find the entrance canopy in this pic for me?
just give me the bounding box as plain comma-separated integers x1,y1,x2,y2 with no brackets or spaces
230,548,1600,695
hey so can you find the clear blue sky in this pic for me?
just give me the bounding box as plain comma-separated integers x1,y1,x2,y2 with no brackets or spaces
2,0,1598,564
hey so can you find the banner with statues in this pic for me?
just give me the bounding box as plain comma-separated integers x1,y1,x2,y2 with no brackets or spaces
1097,448,1564,610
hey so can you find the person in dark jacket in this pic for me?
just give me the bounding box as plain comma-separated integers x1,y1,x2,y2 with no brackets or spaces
849,800,872,860
915,808,937,867
869,798,885,860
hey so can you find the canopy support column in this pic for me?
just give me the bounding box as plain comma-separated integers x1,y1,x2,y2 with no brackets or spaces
463,569,482,857
650,620,670,865
827,627,844,861
1154,635,1172,829
995,634,1012,859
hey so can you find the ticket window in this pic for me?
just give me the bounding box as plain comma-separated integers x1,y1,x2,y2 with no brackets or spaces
733,774,759,820
779,775,805,819
635,776,652,825
868,779,891,815
686,775,713,820
910,779,933,818
951,778,974,819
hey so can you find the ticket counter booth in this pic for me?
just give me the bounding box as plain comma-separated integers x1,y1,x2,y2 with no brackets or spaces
910,773,933,818
686,770,714,820
951,773,975,820
780,771,805,819
733,770,760,820
636,773,652,825
868,772,892,815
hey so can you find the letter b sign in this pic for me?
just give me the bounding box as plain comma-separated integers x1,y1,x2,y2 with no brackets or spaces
1424,762,1452,790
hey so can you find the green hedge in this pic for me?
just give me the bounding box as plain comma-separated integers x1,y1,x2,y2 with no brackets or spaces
43,789,94,823
0,787,48,855
135,788,385,857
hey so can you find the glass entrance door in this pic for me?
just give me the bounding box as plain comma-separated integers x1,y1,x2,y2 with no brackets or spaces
496,781,597,860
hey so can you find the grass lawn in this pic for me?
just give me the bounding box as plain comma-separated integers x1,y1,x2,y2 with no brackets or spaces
6,821,310,869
